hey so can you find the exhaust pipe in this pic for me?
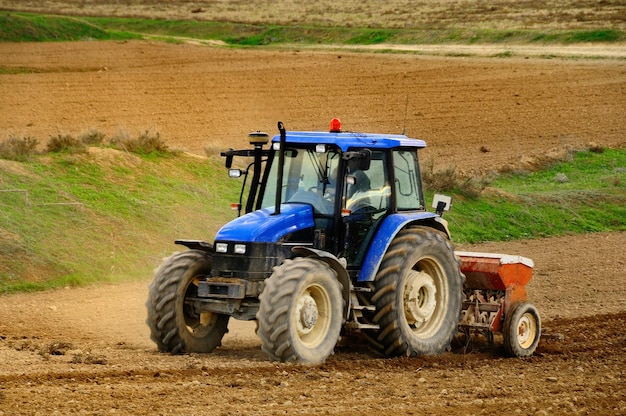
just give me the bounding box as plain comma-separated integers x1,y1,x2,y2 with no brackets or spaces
274,121,286,215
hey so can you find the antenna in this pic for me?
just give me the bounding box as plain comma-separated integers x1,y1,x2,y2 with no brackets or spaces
401,94,409,135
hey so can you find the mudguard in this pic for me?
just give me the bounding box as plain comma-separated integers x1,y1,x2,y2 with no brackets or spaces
292,246,351,319
357,213,449,282
175,239,213,252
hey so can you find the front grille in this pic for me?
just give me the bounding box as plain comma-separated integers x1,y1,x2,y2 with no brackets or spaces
211,242,292,281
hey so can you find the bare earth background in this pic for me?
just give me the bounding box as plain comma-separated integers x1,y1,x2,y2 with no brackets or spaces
1,6,626,416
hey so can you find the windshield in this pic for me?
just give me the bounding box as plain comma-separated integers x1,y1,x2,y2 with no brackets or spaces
261,146,340,215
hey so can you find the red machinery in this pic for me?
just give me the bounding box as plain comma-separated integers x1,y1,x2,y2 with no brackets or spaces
457,251,541,357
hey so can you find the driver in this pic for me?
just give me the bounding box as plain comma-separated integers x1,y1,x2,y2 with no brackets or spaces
345,157,370,198
344,157,373,214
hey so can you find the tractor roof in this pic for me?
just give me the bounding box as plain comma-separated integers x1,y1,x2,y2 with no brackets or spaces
271,131,426,152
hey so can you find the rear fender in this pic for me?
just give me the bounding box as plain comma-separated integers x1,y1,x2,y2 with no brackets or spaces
357,213,449,283
292,246,351,320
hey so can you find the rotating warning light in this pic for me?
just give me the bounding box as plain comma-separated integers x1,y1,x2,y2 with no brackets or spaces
329,118,341,133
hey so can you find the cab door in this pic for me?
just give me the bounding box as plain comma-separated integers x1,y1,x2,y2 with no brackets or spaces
340,150,390,266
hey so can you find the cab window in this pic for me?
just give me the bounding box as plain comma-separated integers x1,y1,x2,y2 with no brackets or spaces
393,149,423,210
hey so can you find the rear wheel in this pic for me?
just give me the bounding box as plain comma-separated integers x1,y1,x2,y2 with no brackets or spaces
503,301,541,357
256,257,344,364
370,227,463,356
146,250,229,354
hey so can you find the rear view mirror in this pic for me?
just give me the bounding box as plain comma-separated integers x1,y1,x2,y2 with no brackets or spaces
432,194,452,216
358,149,371,171
223,148,234,168
343,149,372,171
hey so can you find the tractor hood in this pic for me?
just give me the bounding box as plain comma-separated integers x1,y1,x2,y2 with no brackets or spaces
215,204,315,243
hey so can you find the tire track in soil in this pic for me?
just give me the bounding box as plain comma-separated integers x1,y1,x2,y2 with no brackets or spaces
0,313,624,415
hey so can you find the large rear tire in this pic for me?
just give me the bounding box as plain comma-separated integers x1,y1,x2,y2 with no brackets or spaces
146,250,229,354
370,227,463,357
256,257,344,364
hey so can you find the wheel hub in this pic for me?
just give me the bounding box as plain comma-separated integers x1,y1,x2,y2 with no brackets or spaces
517,314,534,348
404,270,437,325
296,293,319,334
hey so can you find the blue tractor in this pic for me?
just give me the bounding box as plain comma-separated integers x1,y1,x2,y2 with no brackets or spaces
146,120,464,364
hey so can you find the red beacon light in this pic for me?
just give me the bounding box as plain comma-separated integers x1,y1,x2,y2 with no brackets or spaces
329,118,341,133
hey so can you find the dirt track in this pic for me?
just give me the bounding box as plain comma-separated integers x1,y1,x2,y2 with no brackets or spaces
0,41,625,415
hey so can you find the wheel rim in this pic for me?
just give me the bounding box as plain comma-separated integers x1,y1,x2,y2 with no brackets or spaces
405,271,437,323
404,257,448,339
516,312,538,349
293,284,331,348
182,276,217,339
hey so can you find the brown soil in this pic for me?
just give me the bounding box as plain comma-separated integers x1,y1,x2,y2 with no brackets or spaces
2,41,625,174
0,41,625,415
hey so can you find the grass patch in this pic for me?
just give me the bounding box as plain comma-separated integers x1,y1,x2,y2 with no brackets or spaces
422,161,489,199
1,12,624,46
434,148,626,243
533,29,622,43
0,129,170,158
95,18,626,46
0,147,240,294
345,30,394,45
0,135,39,161
79,129,106,146
0,12,140,42
109,128,169,156
0,67,39,74
47,134,87,153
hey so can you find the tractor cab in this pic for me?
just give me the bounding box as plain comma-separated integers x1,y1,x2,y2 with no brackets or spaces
218,120,440,273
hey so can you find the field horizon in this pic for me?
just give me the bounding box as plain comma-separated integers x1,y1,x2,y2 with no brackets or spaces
1,0,625,31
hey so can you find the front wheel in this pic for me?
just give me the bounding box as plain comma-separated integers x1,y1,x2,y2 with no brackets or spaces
256,257,344,364
146,250,229,354
503,301,541,357
370,227,463,357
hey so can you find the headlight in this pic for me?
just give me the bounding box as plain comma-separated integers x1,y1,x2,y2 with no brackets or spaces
215,243,228,253
233,244,246,254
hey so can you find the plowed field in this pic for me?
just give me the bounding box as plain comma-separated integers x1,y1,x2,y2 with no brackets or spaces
0,41,625,415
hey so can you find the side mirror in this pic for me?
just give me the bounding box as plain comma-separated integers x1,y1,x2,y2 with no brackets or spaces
358,149,371,171
342,149,372,171
223,148,234,168
225,155,233,169
432,194,452,216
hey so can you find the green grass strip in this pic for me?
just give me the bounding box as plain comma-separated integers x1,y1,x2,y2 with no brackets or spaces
1,12,623,45
440,148,626,243
0,12,140,42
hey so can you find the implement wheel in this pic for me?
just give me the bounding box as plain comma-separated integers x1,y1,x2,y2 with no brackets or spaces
371,227,463,357
146,250,229,354
256,257,344,364
503,301,541,357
